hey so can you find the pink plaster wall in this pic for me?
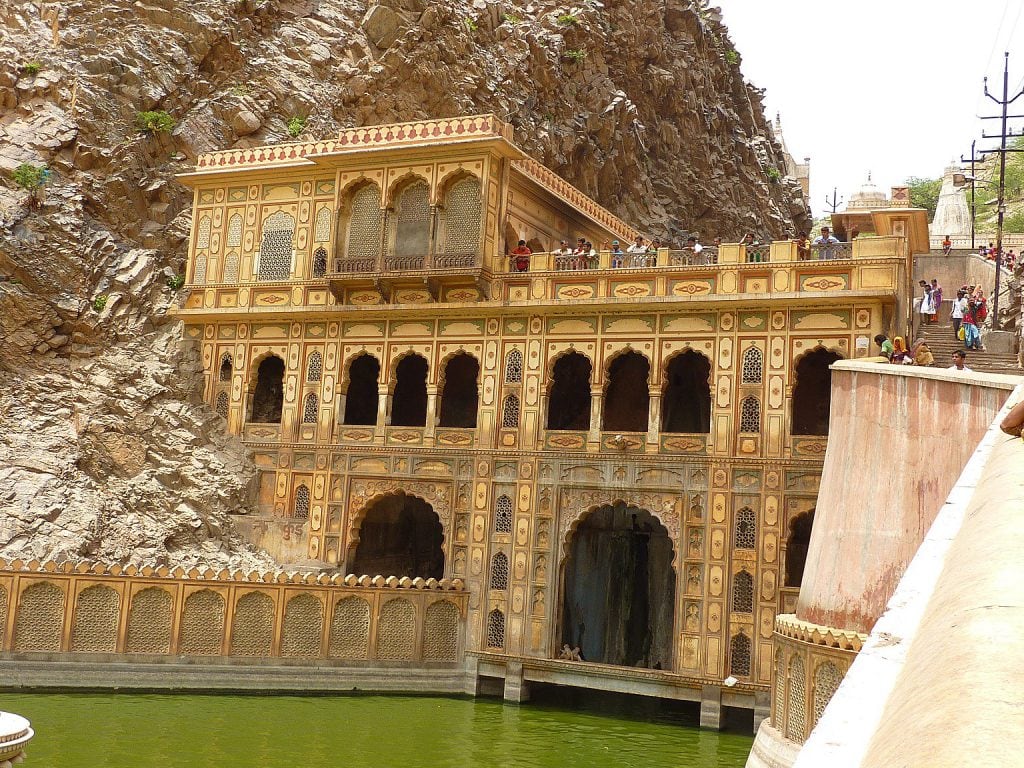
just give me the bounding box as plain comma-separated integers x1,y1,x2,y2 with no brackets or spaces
795,362,1016,633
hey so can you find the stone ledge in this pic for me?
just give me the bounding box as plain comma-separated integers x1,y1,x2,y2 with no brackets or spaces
774,614,867,652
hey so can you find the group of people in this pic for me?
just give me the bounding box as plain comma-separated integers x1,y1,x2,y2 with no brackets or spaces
874,334,972,371
950,284,988,351
917,279,944,325
510,235,680,272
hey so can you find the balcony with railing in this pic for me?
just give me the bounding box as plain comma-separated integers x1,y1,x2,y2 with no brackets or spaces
328,247,485,292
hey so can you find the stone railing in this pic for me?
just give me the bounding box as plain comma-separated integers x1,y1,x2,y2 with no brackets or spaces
331,251,482,276
194,114,512,171
0,559,467,664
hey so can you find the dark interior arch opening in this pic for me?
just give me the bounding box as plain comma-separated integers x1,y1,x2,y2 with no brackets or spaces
603,351,650,432
785,510,815,588
251,356,284,423
391,354,428,427
547,352,592,431
792,348,843,436
561,503,675,669
661,350,712,433
350,493,444,579
344,355,380,426
438,353,479,428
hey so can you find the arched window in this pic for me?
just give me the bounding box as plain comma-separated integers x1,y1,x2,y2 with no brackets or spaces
311,247,328,278
226,213,243,248
661,350,712,433
342,182,383,267
293,485,310,519
730,632,751,677
215,391,229,418
547,352,592,431
732,570,754,613
603,351,650,432
438,353,479,428
504,349,523,383
392,180,430,260
222,251,240,283
494,495,513,534
786,657,807,742
306,351,322,382
792,348,844,436
786,510,815,587
193,252,208,284
489,552,509,590
739,396,761,433
486,609,506,649
314,206,331,242
391,354,428,427
303,393,319,424
219,353,233,382
501,394,520,429
344,355,380,426
734,507,756,549
813,662,843,726
741,347,763,384
251,356,285,423
439,176,482,260
196,215,211,249
258,211,295,281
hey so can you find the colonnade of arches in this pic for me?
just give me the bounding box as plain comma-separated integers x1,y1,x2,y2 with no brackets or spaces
242,345,843,437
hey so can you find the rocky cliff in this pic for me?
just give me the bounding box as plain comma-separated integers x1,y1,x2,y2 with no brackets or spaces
0,0,808,566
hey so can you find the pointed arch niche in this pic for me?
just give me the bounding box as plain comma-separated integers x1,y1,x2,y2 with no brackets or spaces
336,180,383,271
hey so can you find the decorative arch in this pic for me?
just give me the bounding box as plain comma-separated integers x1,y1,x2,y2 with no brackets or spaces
792,346,845,436
739,395,761,434
342,352,380,426
545,349,593,431
602,348,650,432
486,608,506,649
388,176,431,264
257,210,295,281
13,581,65,652
494,494,513,534
438,172,482,264
196,214,212,249
346,486,448,579
730,631,752,677
336,178,384,269
390,352,429,427
732,570,754,613
438,351,480,428
734,506,756,549
306,350,323,382
741,346,764,384
661,348,712,434
249,353,285,424
219,352,233,382
281,593,324,658
70,584,120,653
557,491,681,567
786,509,815,587
302,392,319,424
125,587,173,654
489,551,510,590
504,348,524,383
229,591,275,657
500,393,520,429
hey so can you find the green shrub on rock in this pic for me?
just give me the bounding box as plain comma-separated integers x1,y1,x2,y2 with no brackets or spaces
166,274,186,290
287,116,306,138
92,295,108,312
12,163,50,192
21,61,42,76
135,110,175,134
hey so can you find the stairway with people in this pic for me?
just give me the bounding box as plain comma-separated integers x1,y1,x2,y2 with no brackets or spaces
916,319,1021,374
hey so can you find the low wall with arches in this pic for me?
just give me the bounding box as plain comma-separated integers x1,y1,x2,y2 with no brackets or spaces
0,559,468,678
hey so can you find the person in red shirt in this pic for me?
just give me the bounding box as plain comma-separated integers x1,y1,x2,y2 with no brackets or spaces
510,240,532,272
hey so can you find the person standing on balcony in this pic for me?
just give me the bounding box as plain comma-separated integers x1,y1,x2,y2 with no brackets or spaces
812,226,839,260
553,240,572,270
683,236,704,265
584,241,599,269
627,235,648,267
795,231,810,261
610,240,625,268
510,240,532,272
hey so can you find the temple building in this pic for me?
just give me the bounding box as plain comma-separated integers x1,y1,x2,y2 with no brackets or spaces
170,114,913,727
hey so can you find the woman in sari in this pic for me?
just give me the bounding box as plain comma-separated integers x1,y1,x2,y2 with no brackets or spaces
962,302,981,351
891,336,911,364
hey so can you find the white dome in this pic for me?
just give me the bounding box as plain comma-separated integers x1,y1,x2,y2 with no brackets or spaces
847,174,888,210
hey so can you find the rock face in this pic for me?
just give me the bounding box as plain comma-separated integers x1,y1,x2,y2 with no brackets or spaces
0,0,808,565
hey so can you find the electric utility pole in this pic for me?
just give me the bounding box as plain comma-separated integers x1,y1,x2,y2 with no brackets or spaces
977,52,1024,329
824,187,842,214
959,140,980,250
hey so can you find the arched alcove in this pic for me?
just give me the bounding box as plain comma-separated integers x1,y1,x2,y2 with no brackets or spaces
439,175,482,262
792,348,843,436
350,493,444,579
560,503,675,669
661,350,712,433
603,351,650,432
251,356,284,423
391,354,428,427
344,355,380,426
257,211,294,281
391,179,431,261
339,181,383,269
438,353,479,428
546,352,592,431
786,510,815,588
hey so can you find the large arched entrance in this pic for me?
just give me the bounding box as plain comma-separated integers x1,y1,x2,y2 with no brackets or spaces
560,503,675,669
349,493,444,579
792,348,843,436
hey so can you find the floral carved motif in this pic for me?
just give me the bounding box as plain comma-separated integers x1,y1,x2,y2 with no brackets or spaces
557,489,681,563
348,480,452,544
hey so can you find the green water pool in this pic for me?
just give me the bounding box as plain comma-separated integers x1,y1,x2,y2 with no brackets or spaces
2,690,753,767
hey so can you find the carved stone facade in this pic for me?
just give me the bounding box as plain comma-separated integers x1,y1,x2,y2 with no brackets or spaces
172,116,907,717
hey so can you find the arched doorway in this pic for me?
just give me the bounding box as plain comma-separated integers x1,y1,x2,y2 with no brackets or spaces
344,354,380,425
661,350,712,433
438,353,479,428
792,349,843,435
251,356,284,423
391,354,428,427
350,493,444,579
602,351,650,432
546,352,591,430
560,503,675,669
785,510,815,587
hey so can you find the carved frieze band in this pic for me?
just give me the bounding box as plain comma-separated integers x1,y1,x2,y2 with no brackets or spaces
774,613,867,652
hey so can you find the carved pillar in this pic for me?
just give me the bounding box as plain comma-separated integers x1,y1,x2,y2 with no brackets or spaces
424,384,439,444
427,204,439,269
587,386,603,452
375,384,390,443
647,388,662,452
